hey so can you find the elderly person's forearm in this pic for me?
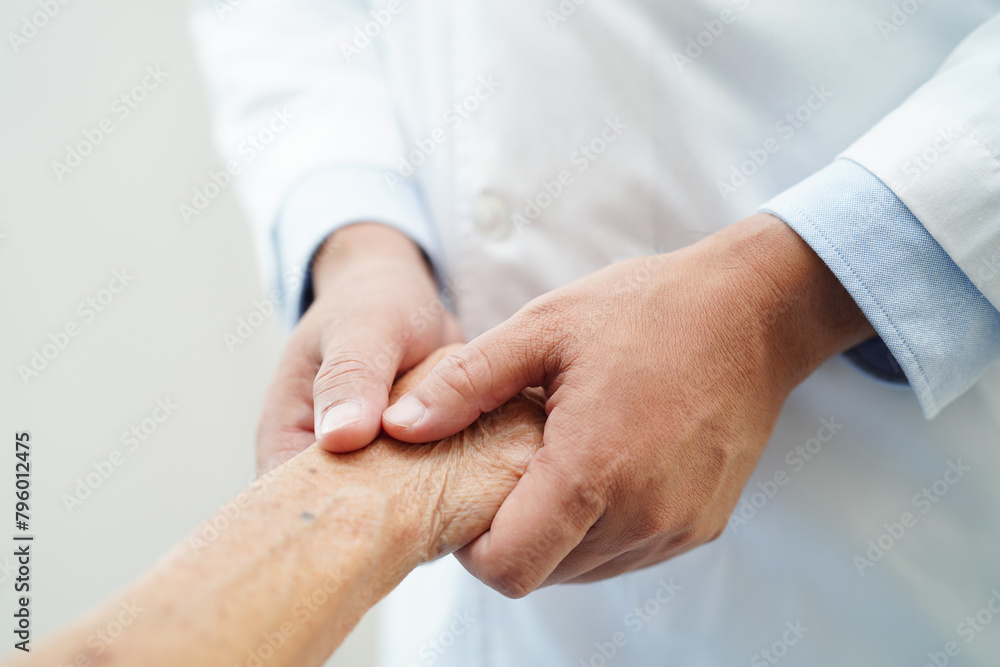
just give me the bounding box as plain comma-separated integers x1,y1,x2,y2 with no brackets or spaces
13,346,544,666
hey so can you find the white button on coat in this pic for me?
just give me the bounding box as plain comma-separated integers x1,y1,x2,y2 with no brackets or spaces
471,193,512,241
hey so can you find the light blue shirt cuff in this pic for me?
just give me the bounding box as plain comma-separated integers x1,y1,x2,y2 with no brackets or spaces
272,166,441,326
762,158,1000,418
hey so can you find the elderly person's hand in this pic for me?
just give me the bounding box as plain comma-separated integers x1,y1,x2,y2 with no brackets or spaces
382,214,876,596
14,346,545,667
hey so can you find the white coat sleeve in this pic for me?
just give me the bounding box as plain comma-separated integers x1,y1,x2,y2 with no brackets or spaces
841,13,1000,312
190,0,439,324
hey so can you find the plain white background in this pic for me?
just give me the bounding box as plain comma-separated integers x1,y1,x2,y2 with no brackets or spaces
0,1,379,663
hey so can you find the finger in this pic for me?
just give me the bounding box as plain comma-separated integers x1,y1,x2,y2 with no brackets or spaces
257,330,323,474
561,547,676,585
453,444,605,598
536,516,632,585
552,497,732,585
313,323,407,454
558,522,711,584
546,523,664,586
381,312,555,442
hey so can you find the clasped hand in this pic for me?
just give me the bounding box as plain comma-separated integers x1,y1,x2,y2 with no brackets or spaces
263,215,874,598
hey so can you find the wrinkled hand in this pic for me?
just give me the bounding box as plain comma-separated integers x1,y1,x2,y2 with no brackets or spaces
382,214,875,597
258,223,463,473
347,344,549,560
17,345,547,667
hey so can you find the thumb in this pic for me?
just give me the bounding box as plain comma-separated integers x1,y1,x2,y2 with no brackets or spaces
314,333,404,453
382,314,555,442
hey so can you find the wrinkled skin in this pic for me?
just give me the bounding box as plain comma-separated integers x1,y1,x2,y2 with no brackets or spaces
383,215,876,597
345,346,548,559
13,346,547,667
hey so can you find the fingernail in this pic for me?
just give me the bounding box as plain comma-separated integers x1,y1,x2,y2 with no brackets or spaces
383,396,426,429
319,401,364,435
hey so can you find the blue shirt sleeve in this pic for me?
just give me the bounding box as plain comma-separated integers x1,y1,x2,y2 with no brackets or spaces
272,166,442,327
762,158,1000,418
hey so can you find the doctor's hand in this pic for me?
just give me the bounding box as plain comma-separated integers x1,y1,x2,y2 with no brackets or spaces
381,214,875,596
257,223,462,474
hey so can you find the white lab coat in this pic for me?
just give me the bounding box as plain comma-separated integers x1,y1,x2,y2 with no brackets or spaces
193,1,1000,664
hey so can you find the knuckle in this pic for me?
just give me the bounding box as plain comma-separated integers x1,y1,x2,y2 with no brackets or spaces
566,476,606,524
630,509,672,543
433,343,497,409
517,294,575,350
670,524,703,552
532,450,607,523
519,290,574,324
480,558,542,600
669,515,721,553
705,523,726,544
628,498,709,547
314,349,387,395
